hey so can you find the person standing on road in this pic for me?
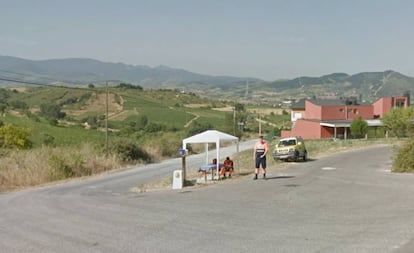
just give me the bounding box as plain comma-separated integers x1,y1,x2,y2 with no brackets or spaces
253,135,269,180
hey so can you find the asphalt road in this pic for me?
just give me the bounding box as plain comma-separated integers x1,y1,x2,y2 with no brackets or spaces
1,143,414,253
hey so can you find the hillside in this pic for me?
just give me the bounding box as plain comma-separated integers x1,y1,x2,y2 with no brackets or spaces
0,55,259,90
0,86,285,155
261,70,414,103
1,55,414,104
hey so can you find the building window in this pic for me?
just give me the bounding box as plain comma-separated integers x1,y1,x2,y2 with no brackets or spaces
396,99,405,108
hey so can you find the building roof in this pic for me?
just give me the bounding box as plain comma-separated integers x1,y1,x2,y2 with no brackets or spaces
319,119,383,127
308,98,361,106
291,99,306,109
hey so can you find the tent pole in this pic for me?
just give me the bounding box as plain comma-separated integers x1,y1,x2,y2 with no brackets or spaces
236,140,240,175
205,143,209,165
216,141,220,180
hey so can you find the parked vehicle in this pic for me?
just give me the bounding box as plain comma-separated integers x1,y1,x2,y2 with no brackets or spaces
273,136,307,162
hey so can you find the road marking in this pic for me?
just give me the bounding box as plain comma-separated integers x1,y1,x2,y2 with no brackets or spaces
321,167,336,171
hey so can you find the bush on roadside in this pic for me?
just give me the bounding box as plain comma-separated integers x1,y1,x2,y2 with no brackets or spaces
392,138,414,173
148,133,183,159
111,138,152,163
49,155,75,180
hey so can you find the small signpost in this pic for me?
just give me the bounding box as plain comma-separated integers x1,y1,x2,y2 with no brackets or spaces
178,148,187,187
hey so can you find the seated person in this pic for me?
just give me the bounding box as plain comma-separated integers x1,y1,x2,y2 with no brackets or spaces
220,157,234,178
199,158,218,174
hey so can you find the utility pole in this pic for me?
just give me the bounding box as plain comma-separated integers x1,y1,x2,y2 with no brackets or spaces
105,81,109,158
259,115,262,135
233,105,236,136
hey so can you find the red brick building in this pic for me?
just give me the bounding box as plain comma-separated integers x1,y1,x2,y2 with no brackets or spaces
281,96,410,140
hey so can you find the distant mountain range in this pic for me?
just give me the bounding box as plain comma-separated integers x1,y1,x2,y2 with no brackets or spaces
0,55,258,87
262,70,414,104
0,55,413,104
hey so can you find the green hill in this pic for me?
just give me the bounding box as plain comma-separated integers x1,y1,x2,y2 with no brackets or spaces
2,85,290,149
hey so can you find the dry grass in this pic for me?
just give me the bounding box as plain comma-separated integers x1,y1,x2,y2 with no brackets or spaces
0,137,398,193
0,144,120,192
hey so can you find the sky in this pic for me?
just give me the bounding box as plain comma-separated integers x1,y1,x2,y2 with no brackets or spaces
1,0,413,81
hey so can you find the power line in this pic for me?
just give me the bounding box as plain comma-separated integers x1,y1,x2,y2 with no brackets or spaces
0,69,83,85
0,77,55,87
0,68,129,89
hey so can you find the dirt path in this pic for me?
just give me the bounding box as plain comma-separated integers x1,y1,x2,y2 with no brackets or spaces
184,112,199,128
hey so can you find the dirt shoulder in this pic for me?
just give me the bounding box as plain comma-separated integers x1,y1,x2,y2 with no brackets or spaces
135,139,399,192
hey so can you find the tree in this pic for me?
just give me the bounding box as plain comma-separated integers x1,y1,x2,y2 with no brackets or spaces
382,107,414,137
40,103,66,119
235,103,245,112
350,117,368,138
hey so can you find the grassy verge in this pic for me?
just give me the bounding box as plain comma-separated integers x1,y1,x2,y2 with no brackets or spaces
0,144,120,192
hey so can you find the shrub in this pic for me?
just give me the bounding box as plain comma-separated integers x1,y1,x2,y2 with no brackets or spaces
144,122,166,133
25,110,40,122
48,118,58,126
111,139,152,163
40,103,66,119
79,92,93,103
42,133,55,146
71,154,90,176
48,155,74,180
59,96,78,106
47,148,98,180
392,138,414,173
0,123,32,149
81,115,98,128
153,134,182,157
187,121,213,136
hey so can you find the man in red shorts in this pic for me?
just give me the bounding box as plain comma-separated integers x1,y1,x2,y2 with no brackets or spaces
220,156,234,178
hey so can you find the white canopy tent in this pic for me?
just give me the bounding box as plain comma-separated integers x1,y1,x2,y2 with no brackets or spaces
182,130,239,176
